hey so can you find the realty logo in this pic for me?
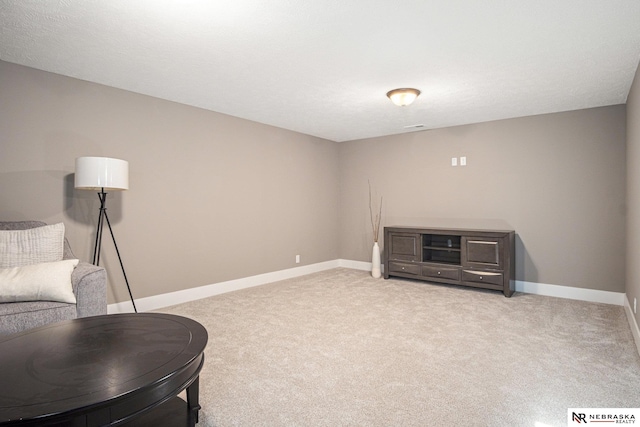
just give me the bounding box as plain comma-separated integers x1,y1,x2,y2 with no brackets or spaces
568,408,639,424
572,412,587,423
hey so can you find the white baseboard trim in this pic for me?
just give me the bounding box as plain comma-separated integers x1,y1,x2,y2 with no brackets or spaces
337,259,372,271
624,295,640,356
108,260,624,313
108,260,340,314
515,280,625,306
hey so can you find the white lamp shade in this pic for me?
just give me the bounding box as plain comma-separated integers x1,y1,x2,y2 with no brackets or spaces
75,157,129,190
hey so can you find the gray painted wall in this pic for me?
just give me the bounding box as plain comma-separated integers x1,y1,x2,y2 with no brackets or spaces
627,62,640,326
338,107,627,292
0,61,340,304
0,60,630,303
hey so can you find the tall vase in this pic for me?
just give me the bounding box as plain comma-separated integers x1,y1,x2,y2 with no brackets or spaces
371,241,381,278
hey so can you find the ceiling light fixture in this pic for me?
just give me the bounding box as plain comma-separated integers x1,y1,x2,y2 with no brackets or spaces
386,88,421,106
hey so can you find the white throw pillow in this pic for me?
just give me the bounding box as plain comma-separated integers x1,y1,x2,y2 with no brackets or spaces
0,259,79,304
0,223,65,268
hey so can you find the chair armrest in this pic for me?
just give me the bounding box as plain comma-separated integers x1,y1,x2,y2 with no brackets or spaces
71,262,107,318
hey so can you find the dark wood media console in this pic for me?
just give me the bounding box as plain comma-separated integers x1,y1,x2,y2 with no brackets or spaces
383,226,515,297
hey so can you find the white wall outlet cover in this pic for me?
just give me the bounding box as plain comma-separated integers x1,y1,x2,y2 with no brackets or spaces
451,157,458,166
460,156,467,165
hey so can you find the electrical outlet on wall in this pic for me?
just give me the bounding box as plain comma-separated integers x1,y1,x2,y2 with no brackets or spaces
451,157,458,166
296,254,300,264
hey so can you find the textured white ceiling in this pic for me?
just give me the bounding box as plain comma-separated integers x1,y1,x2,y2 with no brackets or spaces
1,0,640,142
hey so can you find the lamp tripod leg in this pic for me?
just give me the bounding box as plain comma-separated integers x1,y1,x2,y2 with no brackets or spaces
92,191,107,266
103,210,137,313
93,190,137,313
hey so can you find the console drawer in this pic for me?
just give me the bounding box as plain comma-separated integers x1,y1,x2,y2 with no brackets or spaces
422,265,460,281
389,261,420,275
462,270,503,286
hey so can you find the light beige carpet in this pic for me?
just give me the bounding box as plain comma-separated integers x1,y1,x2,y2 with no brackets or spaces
157,268,640,426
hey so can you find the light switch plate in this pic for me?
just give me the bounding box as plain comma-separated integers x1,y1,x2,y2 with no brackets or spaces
451,157,458,166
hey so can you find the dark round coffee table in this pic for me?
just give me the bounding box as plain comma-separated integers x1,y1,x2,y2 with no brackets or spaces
0,313,208,427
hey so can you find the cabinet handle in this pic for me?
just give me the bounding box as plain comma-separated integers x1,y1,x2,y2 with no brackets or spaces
401,267,405,270
437,271,441,275
479,276,483,280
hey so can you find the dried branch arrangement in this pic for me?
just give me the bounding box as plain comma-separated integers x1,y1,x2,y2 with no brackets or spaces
369,180,383,243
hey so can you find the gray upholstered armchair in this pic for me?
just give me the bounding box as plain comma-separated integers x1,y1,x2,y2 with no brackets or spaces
0,221,107,335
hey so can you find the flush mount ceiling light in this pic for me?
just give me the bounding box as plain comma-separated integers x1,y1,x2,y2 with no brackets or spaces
386,88,421,106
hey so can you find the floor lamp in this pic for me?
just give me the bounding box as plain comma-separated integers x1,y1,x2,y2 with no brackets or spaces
75,157,137,313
